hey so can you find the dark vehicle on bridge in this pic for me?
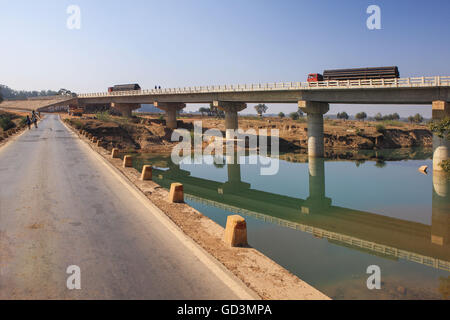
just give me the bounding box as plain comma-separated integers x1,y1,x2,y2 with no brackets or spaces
308,66,400,82
108,84,141,93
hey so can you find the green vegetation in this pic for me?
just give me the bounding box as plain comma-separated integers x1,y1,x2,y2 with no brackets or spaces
374,112,400,121
429,117,450,140
407,113,424,123
289,112,299,120
355,112,367,121
337,112,349,120
0,90,3,104
278,112,285,119
198,107,209,116
375,124,386,134
440,160,450,173
96,111,112,122
429,117,450,173
0,115,15,131
254,104,268,118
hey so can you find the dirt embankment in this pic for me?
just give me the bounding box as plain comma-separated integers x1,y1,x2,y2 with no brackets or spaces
63,114,433,157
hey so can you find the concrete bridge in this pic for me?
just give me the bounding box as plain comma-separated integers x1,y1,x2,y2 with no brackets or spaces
2,76,449,170
146,156,449,272
77,76,450,171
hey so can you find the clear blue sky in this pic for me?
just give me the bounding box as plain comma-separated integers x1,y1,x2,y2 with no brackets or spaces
1,0,449,117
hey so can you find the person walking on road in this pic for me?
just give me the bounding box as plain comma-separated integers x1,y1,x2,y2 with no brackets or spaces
25,115,31,130
31,110,39,129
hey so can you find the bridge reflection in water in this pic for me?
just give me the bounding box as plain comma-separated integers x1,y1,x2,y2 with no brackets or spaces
141,154,450,273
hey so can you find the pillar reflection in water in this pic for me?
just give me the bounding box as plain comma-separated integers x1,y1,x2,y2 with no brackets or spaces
221,153,250,193
432,170,450,246
303,157,331,213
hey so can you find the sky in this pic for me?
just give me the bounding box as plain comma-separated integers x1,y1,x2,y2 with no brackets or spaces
1,0,449,117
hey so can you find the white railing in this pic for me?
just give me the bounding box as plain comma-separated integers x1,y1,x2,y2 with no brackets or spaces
185,194,450,273
77,76,450,98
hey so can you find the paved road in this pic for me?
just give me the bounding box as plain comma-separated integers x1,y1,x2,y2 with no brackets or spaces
0,115,249,299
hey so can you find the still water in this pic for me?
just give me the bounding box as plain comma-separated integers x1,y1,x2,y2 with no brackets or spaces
130,150,449,300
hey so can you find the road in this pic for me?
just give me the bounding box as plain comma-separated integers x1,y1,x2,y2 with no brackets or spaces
0,115,252,300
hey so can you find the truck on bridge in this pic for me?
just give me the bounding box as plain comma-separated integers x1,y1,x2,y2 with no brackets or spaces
308,66,400,82
107,83,141,93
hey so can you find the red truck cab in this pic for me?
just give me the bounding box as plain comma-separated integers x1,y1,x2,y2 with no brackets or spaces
307,73,323,82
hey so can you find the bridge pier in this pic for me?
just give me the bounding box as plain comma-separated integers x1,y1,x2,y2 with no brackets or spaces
111,103,141,117
299,101,330,158
432,101,450,172
213,101,247,140
154,102,186,129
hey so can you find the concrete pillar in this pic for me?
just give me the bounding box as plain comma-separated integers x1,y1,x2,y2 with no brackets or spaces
432,101,450,172
166,108,177,129
153,102,186,129
213,101,247,140
299,101,330,158
111,103,141,118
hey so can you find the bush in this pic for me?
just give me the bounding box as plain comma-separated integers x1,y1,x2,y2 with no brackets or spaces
429,117,450,140
440,159,450,173
289,112,299,120
375,124,386,134
0,116,15,131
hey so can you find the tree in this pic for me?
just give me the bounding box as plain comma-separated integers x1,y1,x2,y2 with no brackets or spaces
408,115,415,123
374,113,383,121
289,112,299,120
199,107,209,117
355,112,367,121
278,112,285,119
413,113,424,123
209,103,225,118
0,90,3,104
254,104,268,118
392,113,400,121
337,112,349,120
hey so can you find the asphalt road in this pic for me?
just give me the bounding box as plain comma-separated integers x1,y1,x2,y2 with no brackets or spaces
0,115,250,299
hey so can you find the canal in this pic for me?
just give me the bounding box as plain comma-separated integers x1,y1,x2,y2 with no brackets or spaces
129,149,449,300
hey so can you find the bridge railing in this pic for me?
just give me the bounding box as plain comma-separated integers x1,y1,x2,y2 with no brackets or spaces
77,76,450,98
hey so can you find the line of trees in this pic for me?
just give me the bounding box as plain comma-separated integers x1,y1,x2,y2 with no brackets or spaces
374,112,400,121
407,113,424,123
0,84,61,100
197,104,225,118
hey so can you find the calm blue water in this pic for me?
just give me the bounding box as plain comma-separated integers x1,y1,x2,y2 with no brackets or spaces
132,151,449,300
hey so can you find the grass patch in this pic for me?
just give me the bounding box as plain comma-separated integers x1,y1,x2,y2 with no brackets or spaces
0,115,16,131
376,124,386,134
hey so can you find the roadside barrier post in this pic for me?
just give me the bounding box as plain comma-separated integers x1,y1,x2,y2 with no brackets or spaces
141,165,153,181
223,215,248,247
168,183,184,203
